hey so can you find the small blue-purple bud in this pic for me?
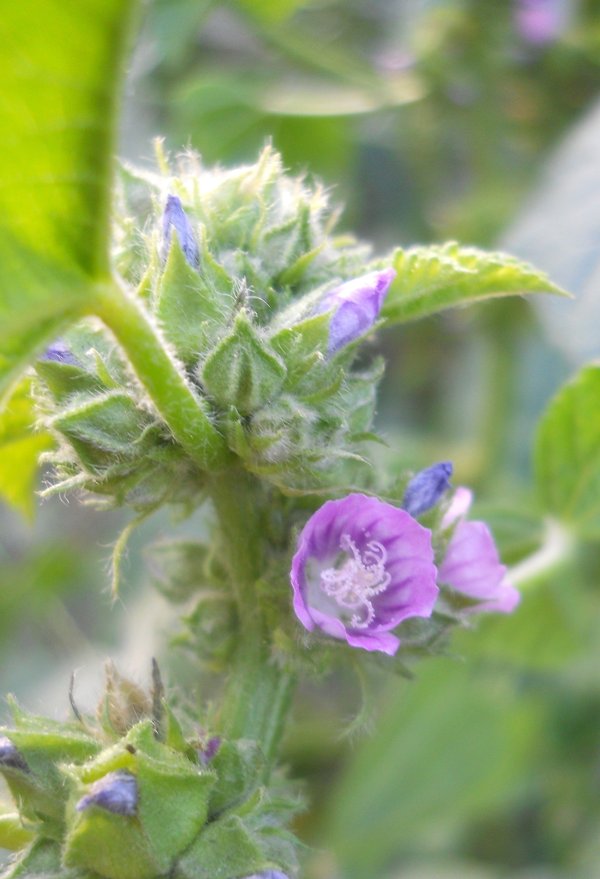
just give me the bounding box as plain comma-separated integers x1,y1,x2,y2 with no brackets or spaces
198,736,221,765
41,340,79,366
76,770,138,817
241,873,289,879
402,461,453,518
0,736,29,772
162,194,200,269
315,268,396,356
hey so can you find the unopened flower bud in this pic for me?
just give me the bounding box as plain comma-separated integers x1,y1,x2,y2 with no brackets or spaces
162,194,199,268
0,737,29,772
315,268,395,355
76,770,138,817
41,340,79,366
402,461,453,517
198,736,221,765
242,873,290,879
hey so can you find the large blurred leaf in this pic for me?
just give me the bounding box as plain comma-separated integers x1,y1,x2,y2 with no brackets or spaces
502,98,600,366
0,379,53,520
0,0,138,399
382,243,566,325
327,660,542,879
535,364,600,538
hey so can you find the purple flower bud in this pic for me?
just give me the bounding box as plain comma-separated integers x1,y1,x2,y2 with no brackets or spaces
162,194,200,268
242,873,289,879
41,340,79,366
0,736,29,772
291,493,438,655
439,489,520,613
198,736,221,765
76,770,138,817
515,0,568,45
315,268,396,355
402,461,453,518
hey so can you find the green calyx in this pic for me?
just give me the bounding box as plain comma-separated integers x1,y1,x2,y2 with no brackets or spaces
0,670,299,879
33,146,387,509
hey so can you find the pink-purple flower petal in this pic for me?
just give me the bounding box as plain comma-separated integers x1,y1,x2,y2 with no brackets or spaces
290,493,438,655
439,491,520,614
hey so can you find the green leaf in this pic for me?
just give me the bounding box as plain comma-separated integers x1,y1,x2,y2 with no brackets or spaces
0,379,53,520
0,0,139,399
535,364,600,537
327,660,543,879
381,242,567,325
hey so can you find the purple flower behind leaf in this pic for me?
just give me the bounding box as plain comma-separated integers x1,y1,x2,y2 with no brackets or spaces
315,268,396,355
76,770,138,817
515,0,568,45
0,736,29,772
198,736,221,765
41,340,79,366
291,493,438,655
402,461,453,518
439,488,520,613
162,194,200,269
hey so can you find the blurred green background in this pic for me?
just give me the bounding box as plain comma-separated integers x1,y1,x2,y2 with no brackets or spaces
2,1,600,877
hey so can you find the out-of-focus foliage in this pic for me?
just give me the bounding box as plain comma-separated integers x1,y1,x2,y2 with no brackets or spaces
136,0,600,245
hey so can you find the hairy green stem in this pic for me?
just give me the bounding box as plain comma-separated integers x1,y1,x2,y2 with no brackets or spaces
92,280,231,471
209,470,295,770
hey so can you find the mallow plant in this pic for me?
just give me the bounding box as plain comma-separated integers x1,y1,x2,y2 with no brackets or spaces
3,4,598,874
0,141,581,879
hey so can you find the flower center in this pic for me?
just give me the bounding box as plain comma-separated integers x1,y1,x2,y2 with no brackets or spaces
320,533,391,629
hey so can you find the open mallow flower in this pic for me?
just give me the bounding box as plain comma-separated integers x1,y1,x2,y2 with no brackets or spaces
76,770,138,817
162,194,200,268
291,493,438,655
402,461,453,518
315,268,396,355
439,488,520,613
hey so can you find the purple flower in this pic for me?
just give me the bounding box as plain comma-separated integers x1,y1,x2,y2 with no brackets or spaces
198,736,221,765
402,461,453,518
515,0,568,45
315,268,396,355
162,194,199,268
0,736,29,772
291,493,438,655
41,340,79,366
439,488,520,613
76,770,138,817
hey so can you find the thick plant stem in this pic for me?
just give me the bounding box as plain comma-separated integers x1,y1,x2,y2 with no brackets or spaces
509,518,575,590
209,469,296,770
92,279,231,471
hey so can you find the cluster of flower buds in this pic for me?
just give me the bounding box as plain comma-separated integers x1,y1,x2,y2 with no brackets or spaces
35,147,397,506
291,462,519,656
0,670,299,879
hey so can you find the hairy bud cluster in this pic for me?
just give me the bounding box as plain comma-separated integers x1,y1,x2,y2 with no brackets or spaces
0,671,299,879
35,147,394,505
